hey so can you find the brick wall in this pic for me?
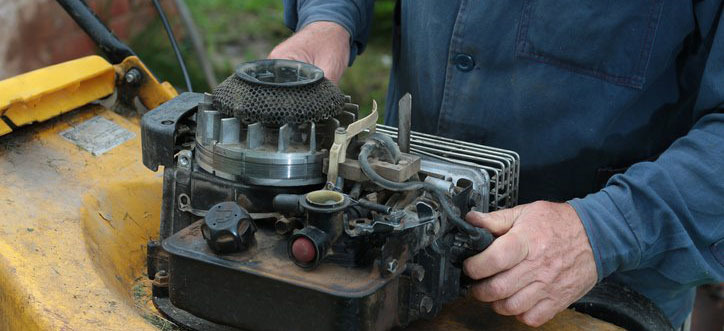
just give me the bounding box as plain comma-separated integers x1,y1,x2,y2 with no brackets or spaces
0,0,172,80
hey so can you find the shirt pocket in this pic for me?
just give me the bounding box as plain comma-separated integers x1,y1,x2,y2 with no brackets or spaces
516,0,664,89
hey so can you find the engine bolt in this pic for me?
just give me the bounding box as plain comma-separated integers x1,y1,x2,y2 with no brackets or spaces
178,156,189,167
386,258,398,273
124,68,142,85
153,270,169,288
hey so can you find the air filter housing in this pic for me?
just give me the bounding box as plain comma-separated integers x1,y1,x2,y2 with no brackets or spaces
193,59,356,187
212,59,346,126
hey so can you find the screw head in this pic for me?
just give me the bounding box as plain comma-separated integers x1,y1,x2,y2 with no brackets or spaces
178,156,190,167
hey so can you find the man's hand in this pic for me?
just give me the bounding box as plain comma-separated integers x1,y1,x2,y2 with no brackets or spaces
463,201,598,327
268,21,350,84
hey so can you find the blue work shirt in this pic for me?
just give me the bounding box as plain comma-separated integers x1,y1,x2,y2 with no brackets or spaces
283,0,724,327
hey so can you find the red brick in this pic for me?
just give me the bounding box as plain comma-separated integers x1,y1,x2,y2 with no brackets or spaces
109,0,131,17
1,0,168,78
108,14,131,40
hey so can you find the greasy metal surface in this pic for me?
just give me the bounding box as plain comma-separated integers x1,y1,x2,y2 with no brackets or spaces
324,153,421,183
164,221,394,297
327,101,378,185
141,92,202,171
0,106,162,330
0,55,115,136
377,125,519,210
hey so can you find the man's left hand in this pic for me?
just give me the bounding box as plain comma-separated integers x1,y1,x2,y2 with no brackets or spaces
463,201,598,327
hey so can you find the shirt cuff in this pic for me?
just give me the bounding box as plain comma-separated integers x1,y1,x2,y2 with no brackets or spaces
568,187,642,281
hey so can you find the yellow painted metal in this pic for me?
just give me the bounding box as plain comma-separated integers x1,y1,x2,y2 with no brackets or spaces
114,56,178,110
0,56,115,136
0,106,165,330
0,55,179,138
0,121,10,136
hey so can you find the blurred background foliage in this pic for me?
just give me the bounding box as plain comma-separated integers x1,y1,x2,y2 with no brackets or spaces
130,0,396,116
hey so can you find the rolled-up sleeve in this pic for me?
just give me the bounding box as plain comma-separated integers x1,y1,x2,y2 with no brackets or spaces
283,0,375,64
569,5,724,294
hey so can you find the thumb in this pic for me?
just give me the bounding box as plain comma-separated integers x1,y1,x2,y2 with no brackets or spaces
465,207,522,236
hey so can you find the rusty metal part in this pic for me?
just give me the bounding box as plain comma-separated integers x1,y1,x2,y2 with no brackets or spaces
152,270,169,288
275,216,299,235
161,221,404,330
326,102,378,187
163,221,401,297
324,153,421,183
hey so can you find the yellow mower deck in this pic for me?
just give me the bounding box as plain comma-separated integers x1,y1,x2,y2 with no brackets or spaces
0,57,621,330
0,106,165,330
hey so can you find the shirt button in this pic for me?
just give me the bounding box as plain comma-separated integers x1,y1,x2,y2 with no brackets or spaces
453,53,475,72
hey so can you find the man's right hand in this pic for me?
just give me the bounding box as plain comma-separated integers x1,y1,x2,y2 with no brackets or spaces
268,21,350,84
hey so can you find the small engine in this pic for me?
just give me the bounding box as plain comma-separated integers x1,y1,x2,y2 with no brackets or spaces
141,59,519,330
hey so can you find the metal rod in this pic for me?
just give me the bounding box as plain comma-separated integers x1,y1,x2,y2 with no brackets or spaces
397,93,412,153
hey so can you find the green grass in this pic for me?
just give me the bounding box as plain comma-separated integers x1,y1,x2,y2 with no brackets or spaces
130,0,395,118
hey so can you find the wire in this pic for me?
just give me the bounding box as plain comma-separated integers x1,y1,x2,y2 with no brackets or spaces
152,0,193,92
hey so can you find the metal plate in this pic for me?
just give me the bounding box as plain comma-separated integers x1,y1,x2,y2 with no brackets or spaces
60,115,135,156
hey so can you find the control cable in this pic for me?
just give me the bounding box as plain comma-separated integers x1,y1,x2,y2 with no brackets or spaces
152,0,193,92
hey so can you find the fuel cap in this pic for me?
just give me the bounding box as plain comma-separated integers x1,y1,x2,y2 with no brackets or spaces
201,201,255,253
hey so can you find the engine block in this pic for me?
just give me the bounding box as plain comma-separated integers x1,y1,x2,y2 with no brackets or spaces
141,60,519,331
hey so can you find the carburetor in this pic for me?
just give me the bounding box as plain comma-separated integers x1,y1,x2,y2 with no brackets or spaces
141,59,519,331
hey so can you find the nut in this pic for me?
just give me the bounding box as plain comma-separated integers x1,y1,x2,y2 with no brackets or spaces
153,270,169,288
124,68,142,85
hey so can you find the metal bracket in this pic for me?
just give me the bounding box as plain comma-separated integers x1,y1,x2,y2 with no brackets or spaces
326,100,378,188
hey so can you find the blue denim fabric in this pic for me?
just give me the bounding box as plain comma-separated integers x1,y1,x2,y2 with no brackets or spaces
283,0,724,327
